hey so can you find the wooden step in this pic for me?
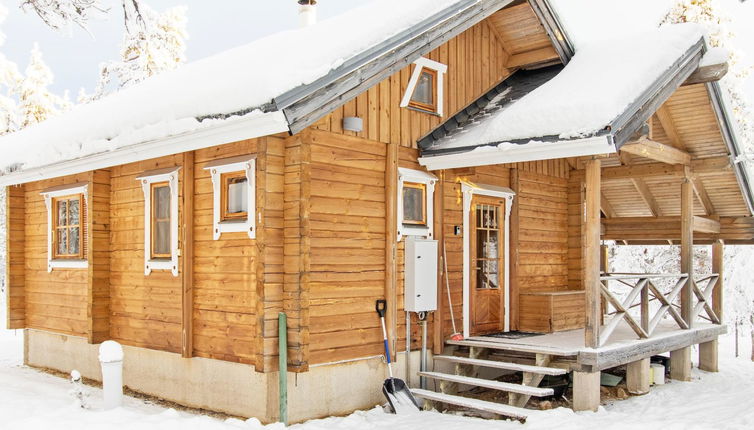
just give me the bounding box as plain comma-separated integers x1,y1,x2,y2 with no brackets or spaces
434,355,567,376
411,388,528,420
447,338,578,356
418,371,554,397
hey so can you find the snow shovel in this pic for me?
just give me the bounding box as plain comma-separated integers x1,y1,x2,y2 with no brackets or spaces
376,299,420,414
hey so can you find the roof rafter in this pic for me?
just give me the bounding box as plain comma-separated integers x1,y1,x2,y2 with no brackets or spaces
620,137,691,166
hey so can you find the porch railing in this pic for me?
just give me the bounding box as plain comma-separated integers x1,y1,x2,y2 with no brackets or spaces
598,273,720,347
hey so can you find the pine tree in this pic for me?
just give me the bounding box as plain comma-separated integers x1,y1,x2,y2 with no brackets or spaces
0,4,22,135
85,2,188,100
17,43,69,128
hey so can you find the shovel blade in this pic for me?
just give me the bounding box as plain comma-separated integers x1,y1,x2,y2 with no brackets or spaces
382,378,420,414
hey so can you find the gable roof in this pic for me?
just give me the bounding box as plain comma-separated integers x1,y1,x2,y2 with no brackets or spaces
417,24,706,170
1,0,551,186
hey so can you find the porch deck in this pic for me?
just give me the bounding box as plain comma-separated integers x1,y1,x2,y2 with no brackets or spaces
448,320,726,371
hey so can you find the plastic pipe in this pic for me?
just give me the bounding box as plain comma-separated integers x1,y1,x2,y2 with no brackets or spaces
98,341,124,410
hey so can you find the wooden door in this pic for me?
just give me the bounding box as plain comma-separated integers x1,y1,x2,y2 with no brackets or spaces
470,195,505,335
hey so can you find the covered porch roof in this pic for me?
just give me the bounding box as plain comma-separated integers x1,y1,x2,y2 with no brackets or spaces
417,24,708,170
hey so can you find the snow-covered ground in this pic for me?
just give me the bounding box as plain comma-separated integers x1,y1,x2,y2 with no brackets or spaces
1,324,753,429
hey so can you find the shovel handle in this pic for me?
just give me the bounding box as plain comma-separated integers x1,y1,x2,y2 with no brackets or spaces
375,300,387,318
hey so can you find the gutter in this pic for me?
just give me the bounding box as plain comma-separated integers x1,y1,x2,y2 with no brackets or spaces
0,111,288,187
707,81,754,215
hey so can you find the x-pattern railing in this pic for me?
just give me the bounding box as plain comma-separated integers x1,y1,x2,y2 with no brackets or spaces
598,273,720,347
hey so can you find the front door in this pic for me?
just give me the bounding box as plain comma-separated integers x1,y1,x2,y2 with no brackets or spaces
470,195,505,335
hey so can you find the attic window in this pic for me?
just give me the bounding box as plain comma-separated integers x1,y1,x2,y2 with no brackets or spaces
401,57,447,116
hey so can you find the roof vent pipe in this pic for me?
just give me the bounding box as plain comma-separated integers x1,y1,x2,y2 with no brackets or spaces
298,0,317,28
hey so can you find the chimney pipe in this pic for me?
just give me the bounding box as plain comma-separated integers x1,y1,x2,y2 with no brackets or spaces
298,0,317,28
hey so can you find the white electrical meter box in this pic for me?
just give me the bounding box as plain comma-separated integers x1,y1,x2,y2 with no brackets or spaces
404,238,438,312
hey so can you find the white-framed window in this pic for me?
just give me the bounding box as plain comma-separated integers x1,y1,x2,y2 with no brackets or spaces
400,57,448,116
136,166,180,277
397,168,437,241
41,183,89,272
203,154,256,240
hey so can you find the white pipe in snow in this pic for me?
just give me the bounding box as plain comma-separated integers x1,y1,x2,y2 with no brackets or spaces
99,341,124,410
298,0,317,28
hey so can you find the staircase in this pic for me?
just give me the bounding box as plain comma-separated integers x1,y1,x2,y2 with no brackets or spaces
410,343,568,420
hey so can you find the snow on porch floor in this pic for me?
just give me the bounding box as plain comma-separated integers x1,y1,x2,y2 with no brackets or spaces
1,328,754,429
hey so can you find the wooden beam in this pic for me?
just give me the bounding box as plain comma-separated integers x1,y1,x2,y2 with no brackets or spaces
5,185,25,330
712,240,723,320
631,178,661,216
683,61,728,86
620,138,691,166
655,105,684,149
690,175,715,216
600,163,686,181
672,179,694,382
627,358,650,395
584,159,601,349
385,137,398,360
601,193,616,218
181,151,195,358
693,216,720,234
506,46,560,68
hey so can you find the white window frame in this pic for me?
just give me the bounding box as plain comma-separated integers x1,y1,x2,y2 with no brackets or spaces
137,166,180,277
397,168,437,241
41,183,89,272
461,182,515,337
203,154,256,240
400,57,448,117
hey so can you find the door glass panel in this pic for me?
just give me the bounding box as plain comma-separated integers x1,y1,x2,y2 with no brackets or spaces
475,204,500,289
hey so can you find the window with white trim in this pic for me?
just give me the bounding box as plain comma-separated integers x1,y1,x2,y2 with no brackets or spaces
137,167,180,276
204,155,256,240
400,57,447,116
42,183,89,272
397,168,437,241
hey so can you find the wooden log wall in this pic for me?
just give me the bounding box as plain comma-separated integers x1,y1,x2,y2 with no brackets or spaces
309,19,512,150
88,170,111,343
109,155,183,353
5,185,25,329
22,173,90,336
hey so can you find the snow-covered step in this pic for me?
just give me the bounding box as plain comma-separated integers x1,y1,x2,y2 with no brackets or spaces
434,355,567,376
411,388,529,420
418,371,554,397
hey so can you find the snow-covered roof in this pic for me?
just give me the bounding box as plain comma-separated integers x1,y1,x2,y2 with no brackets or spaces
419,23,706,170
0,0,486,184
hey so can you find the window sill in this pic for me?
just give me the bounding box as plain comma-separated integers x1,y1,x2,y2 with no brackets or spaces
215,218,255,239
147,259,176,272
406,106,442,117
48,259,88,271
400,225,432,239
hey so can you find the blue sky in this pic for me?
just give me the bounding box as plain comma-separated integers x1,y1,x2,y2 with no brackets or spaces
3,0,372,95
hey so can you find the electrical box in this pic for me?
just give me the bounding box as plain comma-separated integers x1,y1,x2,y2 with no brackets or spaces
404,238,438,312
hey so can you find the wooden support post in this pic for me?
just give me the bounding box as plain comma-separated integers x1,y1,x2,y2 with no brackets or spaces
626,358,650,395
573,370,600,412
699,239,724,372
600,245,608,325
509,354,550,407
181,151,194,358
385,138,398,359
5,185,25,330
671,178,694,381
584,159,601,348
87,170,111,344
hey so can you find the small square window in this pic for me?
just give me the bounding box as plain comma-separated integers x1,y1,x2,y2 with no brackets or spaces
52,194,84,259
221,172,249,222
151,182,171,259
402,182,426,226
409,68,437,113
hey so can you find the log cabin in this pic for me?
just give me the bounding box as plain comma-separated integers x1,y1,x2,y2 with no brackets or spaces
2,0,754,422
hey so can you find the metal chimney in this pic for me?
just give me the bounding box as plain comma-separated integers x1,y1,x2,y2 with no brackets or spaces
298,0,317,28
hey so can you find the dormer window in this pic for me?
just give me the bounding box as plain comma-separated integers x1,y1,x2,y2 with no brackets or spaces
401,57,447,116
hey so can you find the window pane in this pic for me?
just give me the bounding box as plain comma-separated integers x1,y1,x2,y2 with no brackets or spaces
402,185,424,224
154,185,170,219
69,199,80,225
411,71,434,106
57,229,67,255
227,177,248,215
154,220,170,256
70,227,80,255
57,200,67,226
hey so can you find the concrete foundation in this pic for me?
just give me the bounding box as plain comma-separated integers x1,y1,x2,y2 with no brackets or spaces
24,329,425,423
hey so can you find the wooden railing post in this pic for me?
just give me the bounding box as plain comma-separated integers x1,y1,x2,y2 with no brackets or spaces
584,159,601,349
700,239,724,372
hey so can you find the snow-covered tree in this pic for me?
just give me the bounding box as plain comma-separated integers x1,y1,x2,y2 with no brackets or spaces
83,2,187,100
20,0,110,33
17,43,70,128
0,4,22,135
